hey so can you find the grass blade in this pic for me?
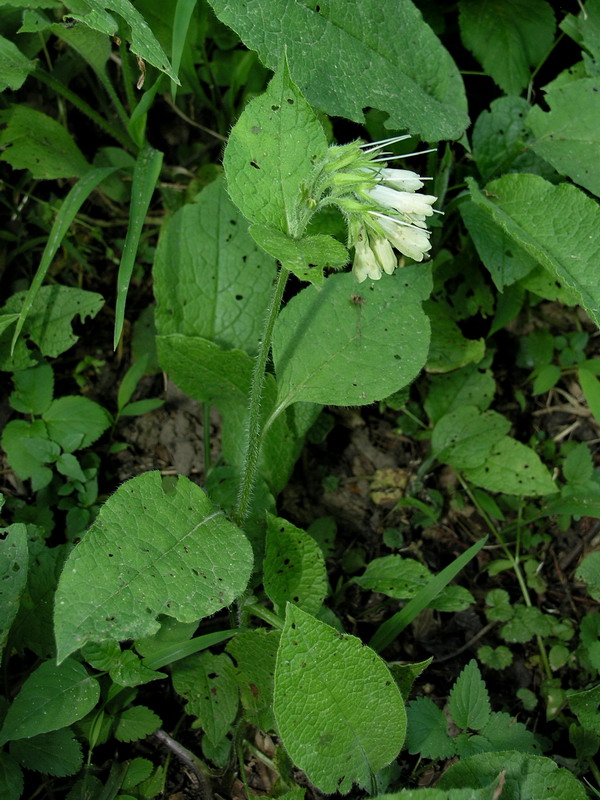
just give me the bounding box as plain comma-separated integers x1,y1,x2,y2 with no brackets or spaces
171,0,197,99
141,629,241,671
369,536,488,653
113,145,163,349
10,166,119,355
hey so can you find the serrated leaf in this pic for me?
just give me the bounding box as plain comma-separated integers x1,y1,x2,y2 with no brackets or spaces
462,436,556,496
274,605,406,793
579,367,600,424
114,705,161,743
250,225,348,286
431,407,510,469
500,605,552,643
528,78,600,198
263,515,327,615
43,396,112,452
448,660,491,731
354,555,430,600
0,659,99,745
9,364,54,415
208,0,468,141
388,658,433,700
272,269,431,409
468,174,600,327
0,752,23,800
223,57,328,236
0,524,28,650
459,0,555,95
54,472,253,662
9,728,83,777
1,420,58,490
64,0,178,82
0,105,90,179
0,34,35,91
477,646,513,670
575,552,600,602
122,757,153,790
480,711,538,753
424,300,485,373
424,366,495,424
438,750,588,798
153,176,277,354
406,696,456,759
0,285,104,366
171,652,238,744
226,628,279,732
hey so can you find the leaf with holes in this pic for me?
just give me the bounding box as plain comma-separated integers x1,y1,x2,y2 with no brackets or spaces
462,437,556,496
54,471,253,662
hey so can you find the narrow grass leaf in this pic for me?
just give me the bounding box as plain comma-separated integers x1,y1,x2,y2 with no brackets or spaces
369,537,487,653
114,146,163,349
10,167,118,356
171,0,197,98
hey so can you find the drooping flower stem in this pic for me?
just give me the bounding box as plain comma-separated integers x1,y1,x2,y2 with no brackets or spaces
233,265,289,527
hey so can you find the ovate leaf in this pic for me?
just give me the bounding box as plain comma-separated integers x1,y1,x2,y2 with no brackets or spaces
0,752,23,800
462,436,556,496
274,605,406,793
43,396,112,451
208,0,468,141
54,471,253,662
0,524,28,650
353,555,430,600
0,105,90,179
272,269,431,408
9,728,82,777
0,659,99,745
226,629,279,732
448,660,491,731
223,57,328,236
468,174,600,327
0,35,35,91
114,705,161,743
431,407,510,469
406,696,456,759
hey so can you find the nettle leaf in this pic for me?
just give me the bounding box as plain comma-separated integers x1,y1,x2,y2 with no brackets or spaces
9,363,54,415
274,604,406,793
114,705,161,743
0,659,99,745
424,365,495,424
0,34,35,92
9,728,82,777
0,524,28,650
0,105,90,179
42,396,112,452
226,629,279,732
208,0,468,141
1,419,59,490
528,78,600,198
406,696,456,759
263,514,328,616
468,174,600,327
250,226,348,287
462,437,556,496
472,96,553,184
438,750,588,798
54,471,253,662
0,285,104,367
64,0,178,82
448,660,491,731
459,0,555,95
353,555,430,600
223,57,328,237
432,407,510,470
171,652,238,744
272,269,431,409
0,752,23,800
153,176,277,354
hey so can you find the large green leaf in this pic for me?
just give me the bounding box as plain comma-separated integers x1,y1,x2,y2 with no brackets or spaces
462,437,556,496
9,728,82,777
226,629,279,732
431,407,510,469
223,57,328,237
0,524,28,650
272,268,431,410
468,175,600,326
54,471,253,662
153,177,277,354
459,0,555,95
0,752,23,800
528,78,600,198
0,659,99,745
274,605,406,793
0,105,90,179
208,0,468,141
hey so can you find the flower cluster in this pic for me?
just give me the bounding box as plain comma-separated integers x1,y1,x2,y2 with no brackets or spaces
312,136,438,283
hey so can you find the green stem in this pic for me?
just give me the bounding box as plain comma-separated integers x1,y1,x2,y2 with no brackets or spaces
245,602,284,630
33,68,133,151
203,403,212,478
119,36,137,112
233,267,289,526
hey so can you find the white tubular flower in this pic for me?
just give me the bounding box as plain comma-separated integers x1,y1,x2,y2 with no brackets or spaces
352,228,383,282
374,167,425,192
366,185,437,219
376,215,432,262
370,236,397,275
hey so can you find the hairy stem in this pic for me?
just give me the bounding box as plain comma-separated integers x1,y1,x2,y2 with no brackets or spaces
233,267,288,527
